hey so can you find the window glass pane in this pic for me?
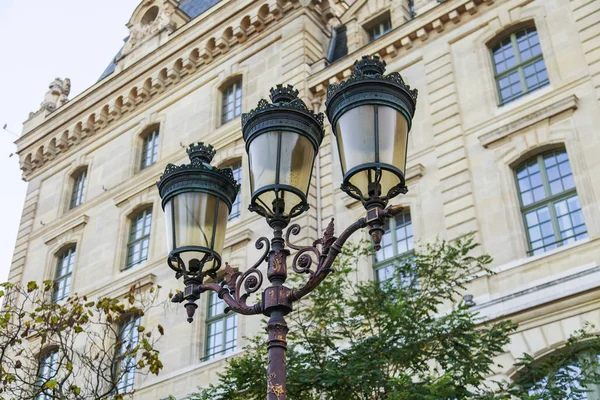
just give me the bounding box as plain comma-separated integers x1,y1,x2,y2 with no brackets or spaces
141,129,159,169
126,209,152,269
516,160,545,206
524,206,555,254
37,350,59,399
229,163,242,220
395,213,414,256
375,212,415,285
70,169,87,209
53,247,76,302
555,195,587,243
206,291,237,359
116,316,140,393
222,81,242,124
368,18,392,42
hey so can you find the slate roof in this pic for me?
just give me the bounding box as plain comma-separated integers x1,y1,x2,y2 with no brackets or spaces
328,25,348,64
98,0,223,81
179,0,222,18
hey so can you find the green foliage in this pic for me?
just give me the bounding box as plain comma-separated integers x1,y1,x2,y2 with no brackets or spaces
189,235,600,399
0,281,166,400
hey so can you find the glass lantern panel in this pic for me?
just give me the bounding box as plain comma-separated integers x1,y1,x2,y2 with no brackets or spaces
248,132,279,195
335,105,376,175
377,106,409,176
278,132,315,195
169,192,229,268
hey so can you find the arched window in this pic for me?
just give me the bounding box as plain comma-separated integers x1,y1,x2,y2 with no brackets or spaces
228,161,242,221
69,168,87,210
515,149,587,256
140,127,159,170
36,349,58,399
114,315,141,393
374,210,414,283
125,208,152,269
518,349,600,398
205,291,237,360
221,79,242,124
53,246,76,302
491,26,549,105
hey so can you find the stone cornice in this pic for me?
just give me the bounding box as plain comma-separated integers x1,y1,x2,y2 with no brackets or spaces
16,0,333,181
308,0,496,96
42,214,89,245
477,94,579,148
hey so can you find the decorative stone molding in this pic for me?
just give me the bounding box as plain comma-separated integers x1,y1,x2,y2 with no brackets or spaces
42,214,89,245
18,0,330,181
478,95,578,148
224,228,254,249
309,0,495,96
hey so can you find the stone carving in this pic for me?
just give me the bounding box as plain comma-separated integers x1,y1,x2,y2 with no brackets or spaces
123,2,177,55
40,78,71,112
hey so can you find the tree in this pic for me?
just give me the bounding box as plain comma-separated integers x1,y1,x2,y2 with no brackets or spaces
0,280,166,400
190,235,600,399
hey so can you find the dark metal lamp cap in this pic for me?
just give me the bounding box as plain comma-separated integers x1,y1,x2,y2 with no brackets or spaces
186,142,215,164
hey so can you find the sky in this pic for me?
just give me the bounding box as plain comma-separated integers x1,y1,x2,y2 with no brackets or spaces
0,0,141,283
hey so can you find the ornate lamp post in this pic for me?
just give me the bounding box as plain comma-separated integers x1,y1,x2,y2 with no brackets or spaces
158,55,417,400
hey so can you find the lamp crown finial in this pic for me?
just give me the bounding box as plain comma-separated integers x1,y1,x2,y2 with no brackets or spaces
354,55,386,76
187,142,216,164
269,84,299,104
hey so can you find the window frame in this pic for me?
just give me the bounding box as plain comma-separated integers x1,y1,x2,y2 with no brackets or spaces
204,291,238,361
114,315,141,394
52,246,76,303
140,127,160,170
69,168,87,210
373,211,414,283
515,150,587,256
221,80,243,125
36,349,59,400
490,26,549,105
125,208,153,270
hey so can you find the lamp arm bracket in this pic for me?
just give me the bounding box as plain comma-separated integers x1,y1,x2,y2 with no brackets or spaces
197,282,263,316
288,216,367,302
287,204,402,303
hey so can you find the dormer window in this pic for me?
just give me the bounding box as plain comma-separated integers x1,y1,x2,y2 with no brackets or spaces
368,18,392,43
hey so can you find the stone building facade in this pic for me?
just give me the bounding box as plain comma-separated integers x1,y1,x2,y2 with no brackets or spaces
10,0,600,397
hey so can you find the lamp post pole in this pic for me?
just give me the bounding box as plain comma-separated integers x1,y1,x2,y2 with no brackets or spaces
159,55,418,400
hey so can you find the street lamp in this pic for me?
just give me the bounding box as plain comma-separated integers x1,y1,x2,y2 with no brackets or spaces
158,55,417,400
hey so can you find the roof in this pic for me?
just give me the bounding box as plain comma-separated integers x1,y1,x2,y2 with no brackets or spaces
328,25,348,64
98,0,223,81
178,0,222,18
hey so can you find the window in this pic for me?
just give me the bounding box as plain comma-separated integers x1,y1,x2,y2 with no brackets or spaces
491,26,549,105
53,246,75,302
205,291,237,360
140,128,159,170
36,350,58,400
515,150,587,256
374,211,414,284
125,208,152,269
221,80,242,124
229,162,242,220
368,18,392,42
69,168,87,209
522,350,600,398
115,315,141,394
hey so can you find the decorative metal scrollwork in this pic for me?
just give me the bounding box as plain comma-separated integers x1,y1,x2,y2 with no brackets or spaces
285,224,321,276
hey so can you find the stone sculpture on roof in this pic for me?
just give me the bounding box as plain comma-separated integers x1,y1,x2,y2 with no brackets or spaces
40,78,71,113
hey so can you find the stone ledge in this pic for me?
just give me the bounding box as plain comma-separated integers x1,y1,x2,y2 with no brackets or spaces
478,94,579,148
224,227,254,249
43,214,89,245
471,261,599,322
